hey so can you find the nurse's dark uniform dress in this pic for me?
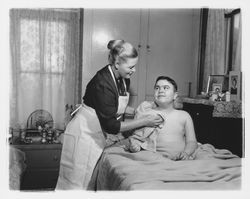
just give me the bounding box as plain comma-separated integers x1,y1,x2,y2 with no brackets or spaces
84,65,130,133
56,65,130,190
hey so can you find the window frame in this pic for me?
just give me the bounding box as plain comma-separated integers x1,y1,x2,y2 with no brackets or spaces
225,8,241,72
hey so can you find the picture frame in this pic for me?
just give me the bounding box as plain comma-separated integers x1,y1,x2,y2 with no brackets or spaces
212,83,222,93
229,71,241,101
206,75,228,93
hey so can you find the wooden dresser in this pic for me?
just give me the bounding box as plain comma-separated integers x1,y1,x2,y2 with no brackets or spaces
12,142,62,190
180,98,244,157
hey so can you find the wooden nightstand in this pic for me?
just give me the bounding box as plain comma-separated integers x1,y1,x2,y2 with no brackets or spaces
182,98,243,157
12,143,62,190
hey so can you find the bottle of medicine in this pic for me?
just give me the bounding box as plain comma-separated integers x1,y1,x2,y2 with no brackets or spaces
226,91,230,102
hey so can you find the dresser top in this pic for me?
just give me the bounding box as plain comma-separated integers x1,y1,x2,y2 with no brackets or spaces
11,142,62,150
181,97,243,118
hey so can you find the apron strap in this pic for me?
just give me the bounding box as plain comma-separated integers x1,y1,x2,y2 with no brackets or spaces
108,65,127,93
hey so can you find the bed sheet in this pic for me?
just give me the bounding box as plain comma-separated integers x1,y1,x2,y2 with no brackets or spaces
90,141,241,190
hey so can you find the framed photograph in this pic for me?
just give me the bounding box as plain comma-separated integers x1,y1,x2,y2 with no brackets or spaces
212,83,222,93
206,75,228,93
229,71,241,101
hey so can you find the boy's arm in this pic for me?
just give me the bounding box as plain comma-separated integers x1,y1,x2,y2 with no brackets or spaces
182,112,198,156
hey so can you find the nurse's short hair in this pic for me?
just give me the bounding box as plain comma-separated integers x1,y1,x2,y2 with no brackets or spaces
107,39,138,65
154,76,178,92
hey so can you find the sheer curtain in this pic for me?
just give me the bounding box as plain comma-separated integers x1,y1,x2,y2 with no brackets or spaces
10,9,82,130
201,9,227,92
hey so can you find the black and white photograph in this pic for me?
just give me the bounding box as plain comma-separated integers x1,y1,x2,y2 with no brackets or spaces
212,83,222,93
229,70,241,101
1,0,249,199
206,74,227,93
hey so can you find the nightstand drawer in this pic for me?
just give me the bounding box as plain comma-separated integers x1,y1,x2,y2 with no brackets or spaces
183,103,214,118
21,169,59,190
25,149,61,168
182,103,214,144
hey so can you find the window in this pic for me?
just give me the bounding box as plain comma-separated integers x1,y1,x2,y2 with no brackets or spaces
197,8,241,94
10,9,82,130
225,9,241,71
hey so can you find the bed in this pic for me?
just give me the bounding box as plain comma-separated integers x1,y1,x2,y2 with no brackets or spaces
89,139,241,190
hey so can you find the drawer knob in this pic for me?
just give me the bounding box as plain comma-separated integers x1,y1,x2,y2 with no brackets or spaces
53,156,59,161
196,112,200,116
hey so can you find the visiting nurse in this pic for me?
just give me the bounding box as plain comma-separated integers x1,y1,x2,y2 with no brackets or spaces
56,39,163,189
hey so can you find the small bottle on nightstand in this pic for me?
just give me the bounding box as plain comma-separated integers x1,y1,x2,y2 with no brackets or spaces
226,91,230,102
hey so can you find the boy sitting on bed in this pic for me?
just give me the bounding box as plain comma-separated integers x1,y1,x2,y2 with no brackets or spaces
128,76,198,161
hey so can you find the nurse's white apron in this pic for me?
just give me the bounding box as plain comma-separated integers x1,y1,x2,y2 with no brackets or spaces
55,104,105,190
108,65,130,120
56,66,129,190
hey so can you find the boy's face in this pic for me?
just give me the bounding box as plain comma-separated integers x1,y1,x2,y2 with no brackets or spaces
154,79,177,107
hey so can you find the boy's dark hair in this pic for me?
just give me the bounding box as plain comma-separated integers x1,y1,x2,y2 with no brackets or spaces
154,76,178,92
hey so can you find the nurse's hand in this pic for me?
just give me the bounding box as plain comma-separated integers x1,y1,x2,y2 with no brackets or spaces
143,114,164,127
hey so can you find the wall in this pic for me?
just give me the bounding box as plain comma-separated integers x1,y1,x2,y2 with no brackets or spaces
82,9,141,107
81,9,200,107
145,9,200,102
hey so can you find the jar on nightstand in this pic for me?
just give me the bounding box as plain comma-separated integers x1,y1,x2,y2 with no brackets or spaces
225,91,230,102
